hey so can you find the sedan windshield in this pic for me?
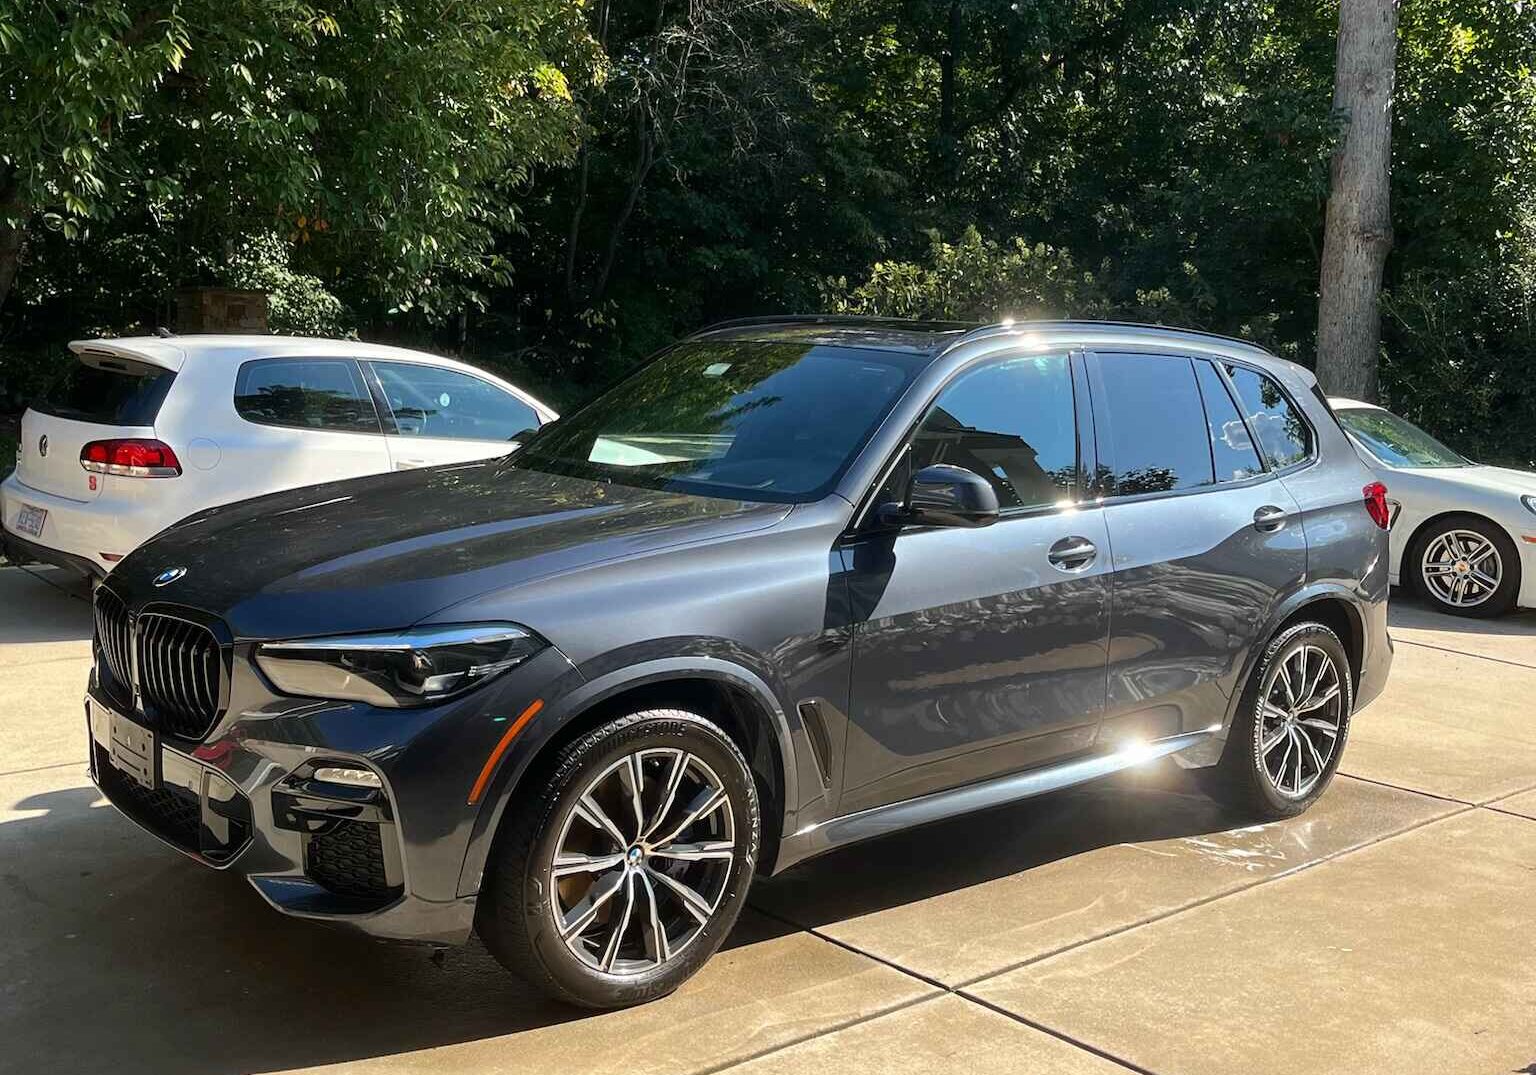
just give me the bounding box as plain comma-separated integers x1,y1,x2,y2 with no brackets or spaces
1336,407,1470,468
513,340,927,502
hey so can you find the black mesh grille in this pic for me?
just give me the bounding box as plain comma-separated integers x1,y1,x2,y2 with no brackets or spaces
93,588,134,710
96,747,201,851
135,614,222,740
308,821,398,902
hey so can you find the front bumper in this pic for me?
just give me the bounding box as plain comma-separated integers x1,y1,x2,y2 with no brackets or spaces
86,641,581,946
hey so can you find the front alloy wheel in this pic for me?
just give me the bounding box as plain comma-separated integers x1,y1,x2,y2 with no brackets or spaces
1415,519,1520,618
478,708,759,1008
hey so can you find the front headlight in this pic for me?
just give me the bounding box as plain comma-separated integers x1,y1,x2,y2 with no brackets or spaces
1522,494,1536,517
255,624,546,708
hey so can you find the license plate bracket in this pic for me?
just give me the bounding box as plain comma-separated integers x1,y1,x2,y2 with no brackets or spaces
15,503,46,538
108,708,158,790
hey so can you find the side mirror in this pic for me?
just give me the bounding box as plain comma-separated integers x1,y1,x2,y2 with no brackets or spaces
882,463,999,529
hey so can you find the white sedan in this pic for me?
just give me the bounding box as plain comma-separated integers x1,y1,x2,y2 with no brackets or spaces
1,335,556,577
1331,397,1536,617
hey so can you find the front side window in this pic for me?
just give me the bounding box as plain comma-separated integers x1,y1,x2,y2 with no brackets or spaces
370,361,540,442
879,353,1078,512
515,340,927,503
1194,360,1264,481
234,358,381,434
1334,406,1469,468
1224,364,1313,470
1094,353,1215,495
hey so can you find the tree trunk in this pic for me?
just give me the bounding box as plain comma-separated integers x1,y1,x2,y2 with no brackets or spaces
0,170,24,317
1315,0,1399,403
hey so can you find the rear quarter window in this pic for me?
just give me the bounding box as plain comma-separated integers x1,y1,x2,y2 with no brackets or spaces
34,359,176,426
1224,364,1314,469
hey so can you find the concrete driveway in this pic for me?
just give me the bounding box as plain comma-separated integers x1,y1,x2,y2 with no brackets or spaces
2,563,1533,1075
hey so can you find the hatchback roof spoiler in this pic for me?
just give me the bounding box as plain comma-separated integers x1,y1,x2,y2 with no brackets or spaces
68,337,187,373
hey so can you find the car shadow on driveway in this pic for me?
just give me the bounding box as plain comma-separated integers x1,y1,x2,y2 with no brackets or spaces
0,779,803,1075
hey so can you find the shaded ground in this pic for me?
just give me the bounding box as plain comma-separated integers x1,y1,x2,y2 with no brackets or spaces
1,563,1533,1075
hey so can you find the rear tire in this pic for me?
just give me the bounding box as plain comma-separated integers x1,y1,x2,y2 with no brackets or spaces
477,708,760,1008
1200,622,1353,820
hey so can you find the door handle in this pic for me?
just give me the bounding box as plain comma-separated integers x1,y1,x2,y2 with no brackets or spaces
1253,505,1288,532
1048,536,1098,571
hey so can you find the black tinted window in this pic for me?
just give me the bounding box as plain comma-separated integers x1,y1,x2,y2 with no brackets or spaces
371,361,540,442
1225,365,1312,469
1194,360,1264,481
517,341,925,503
35,360,175,425
234,358,380,433
1095,353,1214,495
886,354,1077,511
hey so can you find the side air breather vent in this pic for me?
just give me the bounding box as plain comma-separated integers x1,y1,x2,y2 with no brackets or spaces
797,700,834,788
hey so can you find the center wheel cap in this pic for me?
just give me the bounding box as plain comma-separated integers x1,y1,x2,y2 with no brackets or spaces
626,846,644,867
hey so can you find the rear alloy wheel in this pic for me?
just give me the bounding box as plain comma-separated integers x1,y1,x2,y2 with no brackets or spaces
1200,621,1353,820
1414,518,1520,618
478,709,759,1008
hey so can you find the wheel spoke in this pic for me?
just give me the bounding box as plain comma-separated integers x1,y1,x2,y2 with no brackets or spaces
576,794,630,849
1299,716,1339,738
1276,660,1298,708
618,753,647,841
650,839,735,863
1262,724,1291,754
1423,562,1456,576
640,749,687,841
599,871,638,972
1464,539,1494,565
1471,568,1498,589
639,869,670,964
1290,729,1306,793
651,786,727,849
1299,725,1328,775
560,868,627,939
1274,732,1295,786
646,864,715,923
1296,683,1340,713
553,850,627,878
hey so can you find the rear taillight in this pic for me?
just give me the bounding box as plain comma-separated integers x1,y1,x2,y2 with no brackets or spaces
79,438,182,478
1363,481,1390,529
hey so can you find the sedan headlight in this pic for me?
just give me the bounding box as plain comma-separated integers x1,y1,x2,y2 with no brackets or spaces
1523,494,1536,517
255,624,545,708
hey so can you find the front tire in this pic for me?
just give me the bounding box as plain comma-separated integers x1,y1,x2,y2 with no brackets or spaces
1410,516,1520,618
477,709,760,1009
1201,622,1353,820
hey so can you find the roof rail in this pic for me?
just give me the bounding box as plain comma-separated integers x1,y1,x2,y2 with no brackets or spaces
943,318,1279,356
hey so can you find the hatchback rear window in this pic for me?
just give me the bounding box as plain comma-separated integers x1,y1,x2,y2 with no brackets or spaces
34,359,176,426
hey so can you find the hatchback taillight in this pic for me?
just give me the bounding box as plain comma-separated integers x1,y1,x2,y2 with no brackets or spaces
79,438,182,477
1363,481,1390,529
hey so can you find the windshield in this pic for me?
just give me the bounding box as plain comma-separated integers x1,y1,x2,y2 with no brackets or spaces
513,340,928,502
1336,407,1470,468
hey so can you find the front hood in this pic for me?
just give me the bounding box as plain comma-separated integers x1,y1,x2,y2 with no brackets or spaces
108,461,790,639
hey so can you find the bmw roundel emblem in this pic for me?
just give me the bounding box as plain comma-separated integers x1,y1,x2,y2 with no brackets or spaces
152,567,188,587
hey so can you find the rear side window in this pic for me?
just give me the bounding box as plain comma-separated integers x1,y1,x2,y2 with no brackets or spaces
1224,364,1313,469
369,361,540,442
35,359,175,426
1194,360,1264,481
884,353,1078,512
1094,353,1214,495
234,358,381,434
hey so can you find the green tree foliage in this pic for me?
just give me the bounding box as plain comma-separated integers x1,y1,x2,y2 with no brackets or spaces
3,0,1535,466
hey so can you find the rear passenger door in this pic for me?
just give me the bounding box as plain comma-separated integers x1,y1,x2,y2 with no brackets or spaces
365,360,546,470
229,357,392,495
1087,351,1307,746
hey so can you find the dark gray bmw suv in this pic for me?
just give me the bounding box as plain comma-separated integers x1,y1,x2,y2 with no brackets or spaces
87,317,1392,1007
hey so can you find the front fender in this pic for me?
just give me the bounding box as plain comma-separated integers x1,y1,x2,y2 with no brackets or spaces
453,651,804,900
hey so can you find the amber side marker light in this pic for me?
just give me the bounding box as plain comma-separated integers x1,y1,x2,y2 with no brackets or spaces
467,698,545,805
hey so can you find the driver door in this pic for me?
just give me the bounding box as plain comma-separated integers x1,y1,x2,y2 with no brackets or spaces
838,351,1112,814
364,360,548,469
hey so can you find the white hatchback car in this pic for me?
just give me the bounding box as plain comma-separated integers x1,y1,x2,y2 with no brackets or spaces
1,335,556,576
1330,397,1536,617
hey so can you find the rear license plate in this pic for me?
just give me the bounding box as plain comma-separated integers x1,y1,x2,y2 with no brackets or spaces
14,503,46,538
107,707,158,790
